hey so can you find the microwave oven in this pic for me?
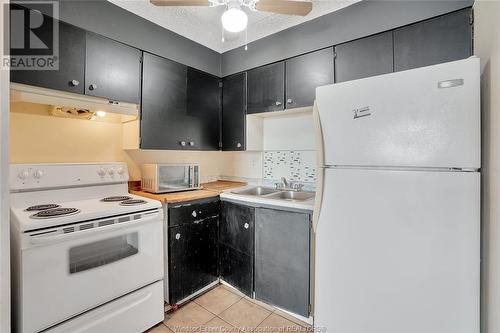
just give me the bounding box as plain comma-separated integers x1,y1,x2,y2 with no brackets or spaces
141,164,200,193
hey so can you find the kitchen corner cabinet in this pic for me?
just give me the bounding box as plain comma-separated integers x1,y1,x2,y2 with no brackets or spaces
10,19,86,94
167,198,219,304
334,32,394,83
247,62,285,114
140,52,188,150
219,201,255,296
255,208,311,317
85,32,142,104
222,73,247,151
285,48,334,108
394,8,472,72
186,68,221,150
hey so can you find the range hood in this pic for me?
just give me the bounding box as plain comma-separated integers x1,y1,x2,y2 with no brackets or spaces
10,83,139,116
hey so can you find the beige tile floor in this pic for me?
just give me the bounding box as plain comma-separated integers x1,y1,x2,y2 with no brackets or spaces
146,284,310,333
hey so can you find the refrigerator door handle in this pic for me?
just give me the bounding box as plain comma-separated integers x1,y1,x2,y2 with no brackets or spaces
312,101,325,233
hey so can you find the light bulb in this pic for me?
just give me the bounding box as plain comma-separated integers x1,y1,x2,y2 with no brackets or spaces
96,110,106,118
221,8,248,33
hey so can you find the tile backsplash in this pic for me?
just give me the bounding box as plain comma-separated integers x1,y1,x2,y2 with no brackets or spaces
263,150,317,183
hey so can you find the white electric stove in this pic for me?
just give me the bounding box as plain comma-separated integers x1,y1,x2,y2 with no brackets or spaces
10,163,164,333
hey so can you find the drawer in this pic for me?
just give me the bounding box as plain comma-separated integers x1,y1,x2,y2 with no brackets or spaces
168,198,220,227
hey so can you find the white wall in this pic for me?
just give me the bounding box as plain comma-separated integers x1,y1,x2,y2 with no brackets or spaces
0,0,10,331
263,113,316,151
474,1,500,332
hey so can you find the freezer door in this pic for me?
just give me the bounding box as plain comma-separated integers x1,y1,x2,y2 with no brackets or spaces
314,168,480,332
315,57,480,169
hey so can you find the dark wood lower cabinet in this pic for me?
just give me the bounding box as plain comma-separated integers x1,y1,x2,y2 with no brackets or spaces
219,243,254,297
254,208,311,317
168,198,311,315
168,199,219,304
168,224,191,304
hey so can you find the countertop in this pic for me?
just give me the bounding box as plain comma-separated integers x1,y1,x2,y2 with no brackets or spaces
130,180,247,204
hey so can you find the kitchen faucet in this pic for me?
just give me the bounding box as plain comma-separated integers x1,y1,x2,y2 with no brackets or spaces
276,177,304,191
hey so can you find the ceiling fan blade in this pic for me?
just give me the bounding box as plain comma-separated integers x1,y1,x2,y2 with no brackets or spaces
255,0,312,16
150,0,210,6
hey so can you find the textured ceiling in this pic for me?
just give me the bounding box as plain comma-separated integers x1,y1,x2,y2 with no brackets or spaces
107,0,359,53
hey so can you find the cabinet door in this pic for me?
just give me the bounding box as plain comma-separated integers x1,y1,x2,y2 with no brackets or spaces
168,224,192,304
285,48,334,108
85,32,141,103
186,68,221,150
220,201,255,256
222,73,247,151
255,208,311,317
394,8,472,72
191,217,219,291
334,32,394,83
140,52,188,150
247,62,285,114
10,20,86,94
219,243,253,297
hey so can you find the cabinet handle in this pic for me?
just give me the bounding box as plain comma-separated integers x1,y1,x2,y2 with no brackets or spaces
89,84,97,91
275,101,282,106
70,79,80,86
287,98,293,104
236,143,242,148
175,233,181,240
180,141,187,146
189,142,195,147
244,223,249,229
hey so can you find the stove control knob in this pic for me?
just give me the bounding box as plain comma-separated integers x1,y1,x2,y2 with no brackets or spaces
97,167,106,177
108,168,115,176
18,170,29,180
117,167,125,176
33,170,43,179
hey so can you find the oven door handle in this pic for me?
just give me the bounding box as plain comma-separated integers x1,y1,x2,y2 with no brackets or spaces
28,211,161,246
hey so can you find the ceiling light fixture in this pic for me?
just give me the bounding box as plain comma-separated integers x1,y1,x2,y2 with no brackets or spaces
221,1,248,33
96,110,107,118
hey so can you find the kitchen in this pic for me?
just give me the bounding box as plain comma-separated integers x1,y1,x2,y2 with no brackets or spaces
1,0,500,332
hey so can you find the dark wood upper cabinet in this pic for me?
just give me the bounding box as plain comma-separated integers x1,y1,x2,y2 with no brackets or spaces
10,19,86,94
140,52,188,150
247,62,285,114
186,68,221,150
394,8,472,72
335,32,394,83
285,48,334,108
222,73,247,151
85,32,142,104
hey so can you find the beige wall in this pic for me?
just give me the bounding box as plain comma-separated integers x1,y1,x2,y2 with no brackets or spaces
10,102,142,179
9,102,264,181
474,1,500,332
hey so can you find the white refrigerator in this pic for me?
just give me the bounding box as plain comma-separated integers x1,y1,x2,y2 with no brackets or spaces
313,57,480,332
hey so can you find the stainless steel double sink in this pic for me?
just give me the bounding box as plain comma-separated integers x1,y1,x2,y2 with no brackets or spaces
231,186,315,202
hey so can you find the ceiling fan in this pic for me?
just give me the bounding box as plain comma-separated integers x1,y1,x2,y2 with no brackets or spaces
150,0,313,33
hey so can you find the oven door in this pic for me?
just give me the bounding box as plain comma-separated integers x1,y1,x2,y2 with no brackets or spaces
19,210,163,333
157,165,199,193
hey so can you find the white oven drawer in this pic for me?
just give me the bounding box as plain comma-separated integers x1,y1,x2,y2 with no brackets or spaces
46,281,164,333
17,210,164,333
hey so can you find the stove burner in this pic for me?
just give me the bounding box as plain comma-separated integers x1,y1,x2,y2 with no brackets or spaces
30,208,81,219
120,199,147,206
25,204,61,212
101,196,132,202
